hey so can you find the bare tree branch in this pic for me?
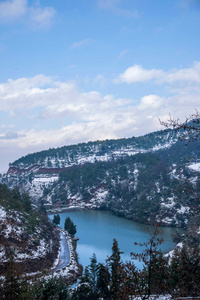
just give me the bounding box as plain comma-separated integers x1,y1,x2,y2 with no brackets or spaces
159,110,200,141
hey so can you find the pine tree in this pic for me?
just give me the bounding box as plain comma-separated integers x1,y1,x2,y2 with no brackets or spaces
64,216,77,236
53,214,60,225
68,221,77,236
131,224,165,297
89,253,98,294
108,238,125,300
97,263,110,299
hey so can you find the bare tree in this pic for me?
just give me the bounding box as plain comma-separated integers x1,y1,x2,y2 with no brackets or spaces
159,110,200,140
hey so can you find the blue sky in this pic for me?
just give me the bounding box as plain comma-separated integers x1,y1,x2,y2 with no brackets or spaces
0,0,200,171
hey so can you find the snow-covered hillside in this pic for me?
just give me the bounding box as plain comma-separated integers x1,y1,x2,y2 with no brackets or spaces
1,129,200,228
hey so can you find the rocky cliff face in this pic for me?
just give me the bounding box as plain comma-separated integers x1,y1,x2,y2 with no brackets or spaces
2,129,200,227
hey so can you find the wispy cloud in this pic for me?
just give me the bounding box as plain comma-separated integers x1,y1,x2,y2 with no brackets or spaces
0,0,55,28
97,0,139,18
117,50,129,61
70,39,94,49
29,6,56,29
94,74,106,86
0,132,25,140
0,0,27,22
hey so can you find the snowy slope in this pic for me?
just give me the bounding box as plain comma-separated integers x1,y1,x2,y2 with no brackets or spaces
1,128,200,228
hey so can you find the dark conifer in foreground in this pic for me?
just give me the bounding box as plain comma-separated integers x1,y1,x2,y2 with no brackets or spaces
64,216,77,236
53,214,60,225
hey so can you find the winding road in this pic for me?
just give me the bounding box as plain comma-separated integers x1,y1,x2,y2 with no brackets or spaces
54,232,70,271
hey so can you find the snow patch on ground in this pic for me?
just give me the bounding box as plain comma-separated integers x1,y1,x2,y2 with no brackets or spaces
188,162,200,172
162,217,173,225
177,205,190,214
165,242,183,264
161,197,176,209
94,188,108,203
0,206,6,218
32,176,59,184
133,296,171,300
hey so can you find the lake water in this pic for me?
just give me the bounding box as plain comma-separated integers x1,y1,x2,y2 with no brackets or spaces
49,210,183,269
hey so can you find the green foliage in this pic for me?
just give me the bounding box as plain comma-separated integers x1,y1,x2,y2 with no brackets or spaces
0,184,32,214
170,244,200,297
64,216,77,236
89,253,98,293
5,128,200,228
33,277,69,299
71,283,94,300
0,184,60,283
96,263,110,299
130,224,168,296
107,238,126,299
10,128,176,168
0,184,47,234
53,214,60,225
43,139,200,227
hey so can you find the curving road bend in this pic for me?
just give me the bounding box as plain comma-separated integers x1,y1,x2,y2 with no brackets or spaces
54,231,70,271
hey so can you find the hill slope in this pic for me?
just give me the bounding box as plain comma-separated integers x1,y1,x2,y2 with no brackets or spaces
2,129,200,228
0,184,59,275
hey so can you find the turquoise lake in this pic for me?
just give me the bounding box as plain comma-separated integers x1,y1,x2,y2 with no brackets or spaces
49,210,183,269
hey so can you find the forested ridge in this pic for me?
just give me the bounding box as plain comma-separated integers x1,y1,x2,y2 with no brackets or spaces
2,129,200,228
1,124,200,298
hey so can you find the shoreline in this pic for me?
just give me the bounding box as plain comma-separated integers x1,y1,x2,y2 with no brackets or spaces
49,226,82,282
47,206,184,229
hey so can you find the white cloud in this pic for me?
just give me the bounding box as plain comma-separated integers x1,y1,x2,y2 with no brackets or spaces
138,95,165,110
117,65,163,83
0,0,55,28
164,61,200,84
117,62,200,85
0,0,27,22
0,70,200,172
0,74,53,111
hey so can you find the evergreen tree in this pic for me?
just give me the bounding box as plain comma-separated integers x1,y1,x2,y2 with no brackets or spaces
64,216,77,236
89,253,98,295
131,224,166,297
107,238,125,300
71,284,93,300
97,263,110,299
80,266,91,284
170,244,200,297
72,257,99,300
53,214,60,225
68,221,77,236
33,277,69,299
64,216,71,230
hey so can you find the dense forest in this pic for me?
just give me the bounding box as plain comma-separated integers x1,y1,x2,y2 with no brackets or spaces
41,139,200,227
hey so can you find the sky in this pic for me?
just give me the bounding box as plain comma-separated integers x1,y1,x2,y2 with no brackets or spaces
0,0,200,172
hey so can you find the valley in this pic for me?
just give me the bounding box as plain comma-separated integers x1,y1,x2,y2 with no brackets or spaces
2,128,200,228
